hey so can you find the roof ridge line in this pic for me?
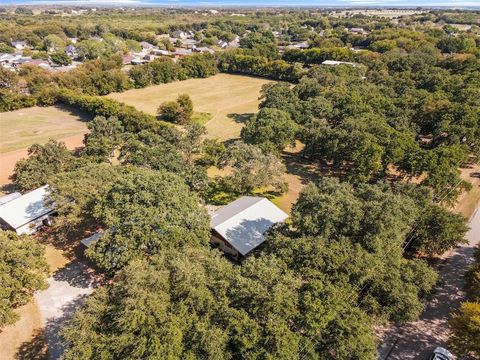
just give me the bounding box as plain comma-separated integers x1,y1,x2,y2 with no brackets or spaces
212,197,266,228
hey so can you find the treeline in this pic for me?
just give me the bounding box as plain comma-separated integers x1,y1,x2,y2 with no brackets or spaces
218,52,305,82
1,51,307,113
56,89,163,133
129,53,218,88
241,49,480,204
283,46,356,65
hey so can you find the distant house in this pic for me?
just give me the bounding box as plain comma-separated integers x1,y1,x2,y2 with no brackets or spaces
140,41,155,51
11,41,27,50
193,46,215,54
322,60,358,67
0,53,22,68
66,45,77,57
151,49,171,56
228,37,240,48
143,54,155,62
181,38,197,49
0,185,55,235
172,30,188,39
17,58,51,69
210,197,288,259
287,41,310,50
174,49,192,57
349,27,366,35
131,58,145,65
217,40,228,49
122,54,135,65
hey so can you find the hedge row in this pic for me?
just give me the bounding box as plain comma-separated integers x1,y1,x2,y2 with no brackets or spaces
56,89,169,133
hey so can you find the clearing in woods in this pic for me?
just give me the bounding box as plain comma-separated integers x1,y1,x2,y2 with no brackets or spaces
107,73,272,140
107,74,307,208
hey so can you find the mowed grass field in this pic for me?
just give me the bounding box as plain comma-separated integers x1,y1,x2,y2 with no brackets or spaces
0,105,90,154
107,73,272,140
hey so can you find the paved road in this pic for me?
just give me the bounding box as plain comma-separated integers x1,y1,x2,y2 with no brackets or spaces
35,260,98,359
378,207,480,360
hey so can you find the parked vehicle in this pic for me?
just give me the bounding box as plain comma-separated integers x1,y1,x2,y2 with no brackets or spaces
430,347,453,360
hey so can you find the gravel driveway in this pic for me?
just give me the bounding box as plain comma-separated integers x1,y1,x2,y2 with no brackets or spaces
35,260,98,359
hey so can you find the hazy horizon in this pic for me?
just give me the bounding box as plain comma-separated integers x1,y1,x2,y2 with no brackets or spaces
1,0,480,8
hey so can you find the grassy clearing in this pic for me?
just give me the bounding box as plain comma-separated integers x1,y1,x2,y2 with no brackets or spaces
454,163,480,219
192,112,213,126
0,105,90,154
107,73,272,140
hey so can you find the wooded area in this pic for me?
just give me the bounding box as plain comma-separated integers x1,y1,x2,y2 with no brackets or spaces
1,7,479,359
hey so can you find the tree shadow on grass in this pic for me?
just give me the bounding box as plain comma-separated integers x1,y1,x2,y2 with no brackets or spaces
54,104,92,123
227,113,254,124
52,259,102,289
281,151,326,186
16,328,47,360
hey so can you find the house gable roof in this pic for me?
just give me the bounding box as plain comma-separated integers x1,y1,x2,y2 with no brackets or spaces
211,197,288,256
0,185,54,229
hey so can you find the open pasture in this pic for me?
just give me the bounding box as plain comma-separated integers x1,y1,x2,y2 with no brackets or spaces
107,73,272,140
0,105,89,154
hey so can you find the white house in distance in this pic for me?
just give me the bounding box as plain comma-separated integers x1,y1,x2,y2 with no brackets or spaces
0,185,55,235
210,197,288,259
322,60,358,67
11,41,28,50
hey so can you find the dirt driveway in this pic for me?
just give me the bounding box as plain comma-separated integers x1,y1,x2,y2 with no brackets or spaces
34,260,98,359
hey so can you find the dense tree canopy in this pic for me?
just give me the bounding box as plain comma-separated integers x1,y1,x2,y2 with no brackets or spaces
241,107,298,153
218,141,287,195
62,247,377,359
0,231,49,327
86,168,210,272
11,139,79,191
1,8,478,358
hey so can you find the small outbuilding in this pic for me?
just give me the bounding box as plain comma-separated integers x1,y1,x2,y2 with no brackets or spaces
210,196,288,259
0,185,55,235
81,231,103,248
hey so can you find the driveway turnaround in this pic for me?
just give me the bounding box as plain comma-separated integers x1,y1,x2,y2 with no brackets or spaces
35,260,98,360
378,207,480,359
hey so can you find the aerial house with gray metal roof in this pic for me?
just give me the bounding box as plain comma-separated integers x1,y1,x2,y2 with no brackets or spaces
0,185,55,235
210,196,288,259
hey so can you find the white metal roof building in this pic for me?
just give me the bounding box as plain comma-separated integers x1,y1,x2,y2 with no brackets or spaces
210,197,288,257
0,192,21,206
322,60,358,67
0,185,55,235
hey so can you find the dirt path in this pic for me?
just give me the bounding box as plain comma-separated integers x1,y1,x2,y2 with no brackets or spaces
0,132,87,187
